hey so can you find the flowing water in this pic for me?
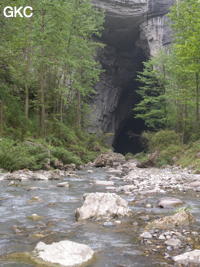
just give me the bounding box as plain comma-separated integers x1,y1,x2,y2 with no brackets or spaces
0,167,200,267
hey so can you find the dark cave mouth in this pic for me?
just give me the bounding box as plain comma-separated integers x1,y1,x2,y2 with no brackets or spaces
99,12,149,155
113,117,146,155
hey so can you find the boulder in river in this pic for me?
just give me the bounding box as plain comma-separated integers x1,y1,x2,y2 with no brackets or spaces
94,152,125,167
33,240,94,267
158,197,184,209
75,192,131,221
95,180,114,186
173,250,200,266
57,182,69,188
165,238,182,248
145,210,195,230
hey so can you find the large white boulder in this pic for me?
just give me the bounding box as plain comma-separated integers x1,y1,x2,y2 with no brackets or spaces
75,192,131,221
173,250,200,265
33,240,94,267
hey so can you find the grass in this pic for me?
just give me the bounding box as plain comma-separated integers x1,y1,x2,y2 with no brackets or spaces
133,129,200,171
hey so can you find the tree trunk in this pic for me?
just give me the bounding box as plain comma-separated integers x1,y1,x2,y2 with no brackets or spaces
39,9,46,136
0,101,3,134
195,72,200,128
76,90,81,128
25,84,29,119
39,71,46,136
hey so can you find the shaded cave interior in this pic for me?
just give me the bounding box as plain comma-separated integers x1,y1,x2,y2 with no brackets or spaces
100,17,149,155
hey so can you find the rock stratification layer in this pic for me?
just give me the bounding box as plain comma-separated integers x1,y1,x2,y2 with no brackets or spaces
90,0,174,153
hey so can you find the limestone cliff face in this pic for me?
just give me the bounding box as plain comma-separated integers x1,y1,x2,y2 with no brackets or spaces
89,0,174,140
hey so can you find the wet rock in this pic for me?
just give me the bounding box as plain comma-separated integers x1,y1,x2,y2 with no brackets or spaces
107,168,122,176
5,170,33,181
27,186,39,191
31,172,49,180
117,185,136,194
173,250,200,266
106,186,116,191
0,172,10,180
53,159,64,169
3,170,65,181
140,231,153,239
103,221,114,227
165,238,182,248
27,214,44,221
75,192,131,221
28,196,42,203
64,163,76,171
95,180,114,186
146,203,152,208
158,197,184,208
8,181,18,186
57,182,69,188
33,240,94,267
158,234,166,240
146,211,195,230
31,233,46,239
188,181,200,188
94,152,125,167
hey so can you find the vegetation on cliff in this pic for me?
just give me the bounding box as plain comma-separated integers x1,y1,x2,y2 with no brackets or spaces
134,0,200,170
0,0,106,170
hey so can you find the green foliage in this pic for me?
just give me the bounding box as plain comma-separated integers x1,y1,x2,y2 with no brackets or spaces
0,0,104,136
134,52,167,130
0,128,105,171
138,130,182,167
134,0,200,142
50,146,82,165
0,0,106,171
0,139,49,171
155,144,182,167
143,130,181,151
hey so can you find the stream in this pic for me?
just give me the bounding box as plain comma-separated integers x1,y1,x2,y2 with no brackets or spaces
0,165,200,266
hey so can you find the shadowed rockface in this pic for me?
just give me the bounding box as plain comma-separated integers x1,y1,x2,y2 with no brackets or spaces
89,0,174,154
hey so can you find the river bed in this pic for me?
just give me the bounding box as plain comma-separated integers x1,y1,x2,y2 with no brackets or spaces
0,166,200,266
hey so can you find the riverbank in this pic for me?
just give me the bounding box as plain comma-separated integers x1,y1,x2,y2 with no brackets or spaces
0,129,107,172
1,152,200,266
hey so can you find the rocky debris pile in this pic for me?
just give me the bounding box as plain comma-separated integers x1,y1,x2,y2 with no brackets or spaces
94,152,125,167
75,192,131,221
2,169,73,181
145,210,195,230
115,162,200,194
140,227,199,262
33,240,94,267
92,152,200,194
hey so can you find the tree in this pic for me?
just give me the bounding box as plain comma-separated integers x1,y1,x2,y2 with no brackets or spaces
0,0,104,137
134,52,167,130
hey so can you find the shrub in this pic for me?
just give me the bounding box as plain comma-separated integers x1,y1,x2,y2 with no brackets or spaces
50,146,82,165
0,138,49,171
143,130,181,151
155,144,182,166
